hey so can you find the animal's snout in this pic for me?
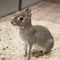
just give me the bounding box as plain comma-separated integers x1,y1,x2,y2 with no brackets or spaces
11,20,17,26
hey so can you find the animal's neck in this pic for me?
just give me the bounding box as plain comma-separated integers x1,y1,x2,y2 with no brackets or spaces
26,17,32,26
20,18,32,30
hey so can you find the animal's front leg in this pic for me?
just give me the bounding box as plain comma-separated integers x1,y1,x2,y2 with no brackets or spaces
24,43,28,57
28,45,32,60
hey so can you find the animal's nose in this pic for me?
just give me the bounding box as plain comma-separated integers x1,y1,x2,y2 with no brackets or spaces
11,21,13,24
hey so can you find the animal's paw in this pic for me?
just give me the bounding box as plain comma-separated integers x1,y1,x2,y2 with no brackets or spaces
24,52,27,57
32,50,44,58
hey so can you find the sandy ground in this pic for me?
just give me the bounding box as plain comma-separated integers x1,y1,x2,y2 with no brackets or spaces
0,1,60,60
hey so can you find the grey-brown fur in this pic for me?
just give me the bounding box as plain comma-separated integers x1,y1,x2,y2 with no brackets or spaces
11,8,54,60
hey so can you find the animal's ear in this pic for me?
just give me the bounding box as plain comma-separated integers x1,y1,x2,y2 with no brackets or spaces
25,8,29,11
25,8,31,13
25,8,32,17
25,8,31,12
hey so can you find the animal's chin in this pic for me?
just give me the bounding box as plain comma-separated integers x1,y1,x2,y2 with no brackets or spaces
12,23,18,26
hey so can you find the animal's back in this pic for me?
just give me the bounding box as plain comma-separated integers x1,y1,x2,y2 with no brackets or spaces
33,25,54,49
33,25,53,41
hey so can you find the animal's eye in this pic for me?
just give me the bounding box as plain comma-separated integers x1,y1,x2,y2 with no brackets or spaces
17,17,23,21
20,17,23,21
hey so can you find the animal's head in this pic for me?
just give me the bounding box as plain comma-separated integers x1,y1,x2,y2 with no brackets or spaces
11,8,32,27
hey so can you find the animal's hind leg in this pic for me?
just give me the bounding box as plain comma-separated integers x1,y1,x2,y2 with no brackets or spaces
45,39,54,54
32,50,45,57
